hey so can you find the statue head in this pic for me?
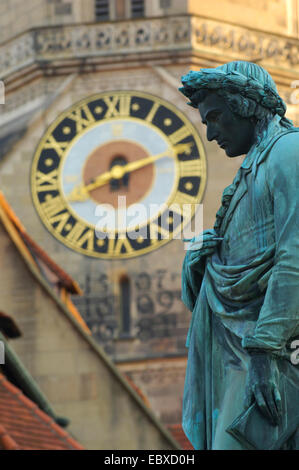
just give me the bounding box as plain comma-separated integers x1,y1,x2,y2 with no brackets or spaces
179,61,293,157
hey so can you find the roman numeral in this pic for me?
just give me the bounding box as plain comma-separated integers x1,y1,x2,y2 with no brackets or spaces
114,235,133,255
179,159,202,177
41,195,67,219
77,228,95,251
104,234,115,255
174,192,195,205
145,102,160,123
43,135,69,159
169,125,191,145
49,211,70,233
173,142,194,155
149,222,170,241
36,169,59,192
68,104,96,133
103,95,132,118
119,95,132,116
65,222,95,251
65,221,86,243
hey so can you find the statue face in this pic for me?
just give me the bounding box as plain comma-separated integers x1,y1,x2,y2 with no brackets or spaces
198,92,256,157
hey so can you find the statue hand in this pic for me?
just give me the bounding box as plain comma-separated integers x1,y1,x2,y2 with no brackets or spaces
244,351,282,425
187,229,222,272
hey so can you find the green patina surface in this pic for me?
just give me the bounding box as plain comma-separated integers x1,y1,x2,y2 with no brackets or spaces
180,61,299,450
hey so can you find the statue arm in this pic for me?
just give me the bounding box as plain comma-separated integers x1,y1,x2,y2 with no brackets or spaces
242,133,299,424
242,133,299,352
181,230,222,312
181,252,204,312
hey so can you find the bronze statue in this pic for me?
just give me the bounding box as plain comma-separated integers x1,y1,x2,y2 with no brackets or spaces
179,61,299,450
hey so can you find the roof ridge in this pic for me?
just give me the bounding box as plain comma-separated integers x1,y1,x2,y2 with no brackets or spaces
0,374,34,402
124,374,151,409
0,335,59,421
21,230,83,295
0,196,89,333
0,191,82,295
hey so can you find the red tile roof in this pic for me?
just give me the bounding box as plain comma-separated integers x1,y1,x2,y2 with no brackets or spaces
167,424,194,450
0,374,84,450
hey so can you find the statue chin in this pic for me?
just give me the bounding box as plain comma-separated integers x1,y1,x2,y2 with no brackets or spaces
224,147,239,158
225,145,248,158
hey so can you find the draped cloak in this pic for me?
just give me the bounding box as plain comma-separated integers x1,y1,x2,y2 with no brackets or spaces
181,116,299,450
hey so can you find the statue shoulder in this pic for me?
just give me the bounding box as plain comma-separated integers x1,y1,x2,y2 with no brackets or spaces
270,130,299,156
268,131,299,169
266,131,299,190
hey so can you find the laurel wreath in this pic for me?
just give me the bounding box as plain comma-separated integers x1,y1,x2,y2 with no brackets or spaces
179,70,287,118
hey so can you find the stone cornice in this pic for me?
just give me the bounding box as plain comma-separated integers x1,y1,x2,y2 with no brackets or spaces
1,15,299,82
191,16,299,71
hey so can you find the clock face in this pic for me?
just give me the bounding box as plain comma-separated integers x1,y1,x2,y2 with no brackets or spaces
31,91,207,259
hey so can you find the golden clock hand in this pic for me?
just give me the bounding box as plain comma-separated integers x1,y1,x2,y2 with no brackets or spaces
113,149,172,175
67,150,172,202
67,143,192,202
67,171,112,202
118,143,193,174
67,183,90,202
87,143,192,191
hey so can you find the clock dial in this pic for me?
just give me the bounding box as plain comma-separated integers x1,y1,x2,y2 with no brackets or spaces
31,91,207,259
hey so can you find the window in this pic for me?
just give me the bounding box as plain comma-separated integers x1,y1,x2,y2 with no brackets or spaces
131,0,144,18
95,0,110,21
55,2,72,15
119,275,131,336
160,0,171,8
95,0,145,21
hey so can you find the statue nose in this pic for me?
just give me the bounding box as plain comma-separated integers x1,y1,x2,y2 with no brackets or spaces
207,126,219,142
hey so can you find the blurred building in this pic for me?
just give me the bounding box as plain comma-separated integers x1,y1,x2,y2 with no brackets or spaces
0,192,178,449
0,311,83,450
0,0,299,443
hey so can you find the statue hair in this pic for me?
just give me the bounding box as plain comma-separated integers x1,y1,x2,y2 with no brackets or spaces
179,62,294,146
